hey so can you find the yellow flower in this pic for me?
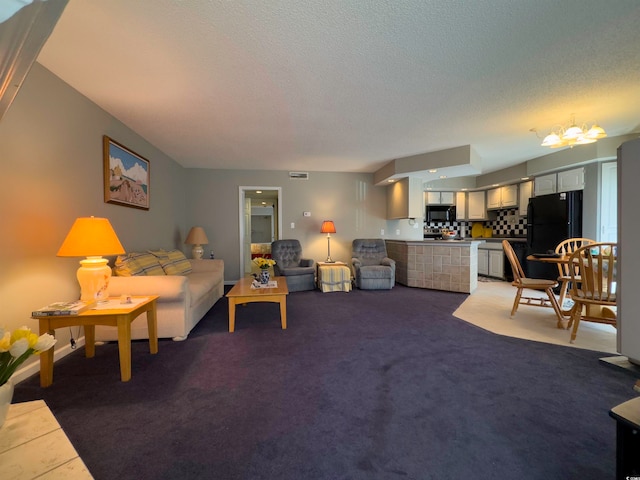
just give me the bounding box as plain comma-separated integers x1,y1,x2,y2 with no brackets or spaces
252,257,276,269
1,326,57,386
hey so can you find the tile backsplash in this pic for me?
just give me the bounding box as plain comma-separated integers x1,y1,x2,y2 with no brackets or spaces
426,209,528,238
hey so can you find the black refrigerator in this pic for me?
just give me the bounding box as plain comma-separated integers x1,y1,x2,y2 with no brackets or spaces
526,191,583,281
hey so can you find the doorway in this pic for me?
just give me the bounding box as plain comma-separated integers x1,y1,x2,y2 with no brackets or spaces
238,187,282,276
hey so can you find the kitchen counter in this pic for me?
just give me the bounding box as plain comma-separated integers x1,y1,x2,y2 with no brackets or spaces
385,239,481,294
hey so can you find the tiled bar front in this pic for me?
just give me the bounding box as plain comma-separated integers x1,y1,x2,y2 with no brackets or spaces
386,240,480,294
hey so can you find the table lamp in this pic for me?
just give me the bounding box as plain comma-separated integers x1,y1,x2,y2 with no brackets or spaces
320,220,336,263
57,217,125,302
185,226,209,259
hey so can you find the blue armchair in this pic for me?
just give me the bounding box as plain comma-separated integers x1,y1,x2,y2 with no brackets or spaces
351,239,396,290
271,240,316,292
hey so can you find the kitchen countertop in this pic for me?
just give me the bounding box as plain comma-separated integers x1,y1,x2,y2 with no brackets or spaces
472,237,527,242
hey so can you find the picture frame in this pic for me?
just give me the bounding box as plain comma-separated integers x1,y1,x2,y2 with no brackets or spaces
103,135,150,210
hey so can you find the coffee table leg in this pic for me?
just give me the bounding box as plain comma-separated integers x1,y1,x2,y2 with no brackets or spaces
229,299,236,333
279,297,287,330
116,315,132,382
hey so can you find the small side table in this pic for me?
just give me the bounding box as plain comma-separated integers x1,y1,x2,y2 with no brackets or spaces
33,295,159,387
317,261,352,293
609,396,640,479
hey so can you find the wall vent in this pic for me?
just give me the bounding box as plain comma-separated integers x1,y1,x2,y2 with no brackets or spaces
289,171,309,180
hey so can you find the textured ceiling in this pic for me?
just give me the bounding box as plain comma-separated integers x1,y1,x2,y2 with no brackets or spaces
36,0,640,176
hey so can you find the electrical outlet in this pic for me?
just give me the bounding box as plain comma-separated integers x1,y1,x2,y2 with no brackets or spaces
396,229,401,235
380,229,384,236
290,222,295,229
507,214,517,225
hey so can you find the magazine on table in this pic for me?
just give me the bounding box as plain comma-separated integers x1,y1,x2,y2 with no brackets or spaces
32,300,96,316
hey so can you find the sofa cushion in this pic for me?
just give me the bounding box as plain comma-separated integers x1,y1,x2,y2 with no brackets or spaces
115,252,166,276
159,249,193,275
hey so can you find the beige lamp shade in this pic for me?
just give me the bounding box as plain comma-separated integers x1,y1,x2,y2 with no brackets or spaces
185,226,209,259
185,226,209,245
57,217,125,302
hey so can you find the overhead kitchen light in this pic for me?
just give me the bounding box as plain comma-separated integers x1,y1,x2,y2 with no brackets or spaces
532,115,607,149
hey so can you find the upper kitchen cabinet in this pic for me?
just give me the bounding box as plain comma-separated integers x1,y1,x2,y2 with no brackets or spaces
534,173,557,196
426,191,455,205
387,177,423,219
557,167,585,192
468,191,487,220
487,185,518,210
534,168,585,196
518,180,533,216
455,191,467,220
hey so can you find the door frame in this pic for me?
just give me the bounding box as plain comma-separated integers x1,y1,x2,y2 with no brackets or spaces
238,186,282,277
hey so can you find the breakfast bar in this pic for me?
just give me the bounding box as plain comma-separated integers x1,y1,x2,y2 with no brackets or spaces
385,239,483,294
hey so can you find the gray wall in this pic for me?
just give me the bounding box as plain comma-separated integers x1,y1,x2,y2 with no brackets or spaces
0,63,187,369
183,169,390,279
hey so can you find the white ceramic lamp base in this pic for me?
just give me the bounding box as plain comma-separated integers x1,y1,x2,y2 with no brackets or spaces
192,245,204,259
77,256,112,302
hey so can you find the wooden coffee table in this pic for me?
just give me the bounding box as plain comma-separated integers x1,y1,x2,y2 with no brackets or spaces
226,276,289,332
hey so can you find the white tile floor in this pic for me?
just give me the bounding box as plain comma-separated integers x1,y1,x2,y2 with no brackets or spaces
454,280,617,353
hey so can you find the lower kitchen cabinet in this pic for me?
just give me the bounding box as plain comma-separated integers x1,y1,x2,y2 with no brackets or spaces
478,249,489,276
478,243,507,279
488,250,504,278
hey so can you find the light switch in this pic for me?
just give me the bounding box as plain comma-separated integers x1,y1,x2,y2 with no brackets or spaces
290,222,295,229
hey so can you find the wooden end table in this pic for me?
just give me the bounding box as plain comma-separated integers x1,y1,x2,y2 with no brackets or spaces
33,295,159,387
226,276,289,332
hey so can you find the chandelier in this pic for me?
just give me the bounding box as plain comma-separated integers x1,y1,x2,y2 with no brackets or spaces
533,115,607,149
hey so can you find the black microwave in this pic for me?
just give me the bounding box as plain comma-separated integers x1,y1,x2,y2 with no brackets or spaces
426,205,456,222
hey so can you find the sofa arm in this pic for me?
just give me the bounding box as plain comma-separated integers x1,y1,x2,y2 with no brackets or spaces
109,275,188,302
189,259,224,274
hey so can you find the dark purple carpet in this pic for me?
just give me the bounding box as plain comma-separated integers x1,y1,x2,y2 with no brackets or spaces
13,285,634,480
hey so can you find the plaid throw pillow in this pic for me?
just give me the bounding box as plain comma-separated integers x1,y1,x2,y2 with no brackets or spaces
159,249,192,275
114,252,165,276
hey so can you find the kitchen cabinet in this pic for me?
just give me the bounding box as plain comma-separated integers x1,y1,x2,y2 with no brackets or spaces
478,249,488,276
557,167,584,192
534,173,557,196
426,191,454,205
387,177,423,219
533,168,585,196
519,180,533,216
455,191,467,220
487,185,518,210
478,242,506,279
488,250,504,278
468,191,487,220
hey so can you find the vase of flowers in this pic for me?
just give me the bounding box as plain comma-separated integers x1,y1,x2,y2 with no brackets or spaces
0,326,56,426
253,257,276,284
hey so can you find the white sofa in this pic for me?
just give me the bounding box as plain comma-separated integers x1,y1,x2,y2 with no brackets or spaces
94,259,224,341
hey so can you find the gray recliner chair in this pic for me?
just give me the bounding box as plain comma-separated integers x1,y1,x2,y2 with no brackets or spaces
271,240,316,292
351,239,396,290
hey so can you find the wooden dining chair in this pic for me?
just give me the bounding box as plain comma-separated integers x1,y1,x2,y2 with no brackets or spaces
567,242,617,343
555,238,596,307
502,240,564,326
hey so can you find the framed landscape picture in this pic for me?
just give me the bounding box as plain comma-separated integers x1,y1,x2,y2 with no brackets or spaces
103,136,150,210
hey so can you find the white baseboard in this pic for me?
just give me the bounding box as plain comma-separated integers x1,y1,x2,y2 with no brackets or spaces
11,336,86,386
